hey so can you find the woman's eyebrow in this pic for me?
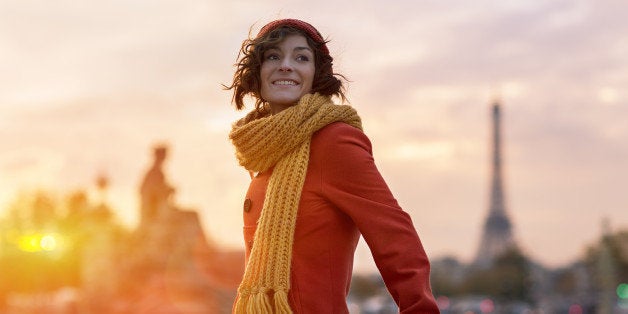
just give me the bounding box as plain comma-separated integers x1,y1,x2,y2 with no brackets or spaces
294,46,313,53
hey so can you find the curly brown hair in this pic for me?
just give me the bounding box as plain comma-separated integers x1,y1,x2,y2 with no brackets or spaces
225,25,347,111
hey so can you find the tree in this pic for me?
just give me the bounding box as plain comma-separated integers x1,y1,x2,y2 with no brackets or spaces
0,189,128,295
584,229,628,311
430,256,465,296
461,247,533,302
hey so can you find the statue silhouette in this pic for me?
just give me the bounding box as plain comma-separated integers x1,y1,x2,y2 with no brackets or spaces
139,145,174,224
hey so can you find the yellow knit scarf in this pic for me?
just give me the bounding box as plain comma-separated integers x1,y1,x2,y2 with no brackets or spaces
229,93,362,313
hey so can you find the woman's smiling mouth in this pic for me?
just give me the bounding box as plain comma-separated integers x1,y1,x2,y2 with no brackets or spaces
273,80,299,86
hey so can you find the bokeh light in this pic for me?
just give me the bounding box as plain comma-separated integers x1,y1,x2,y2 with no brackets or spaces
568,304,583,314
436,296,450,310
618,283,628,299
480,298,494,313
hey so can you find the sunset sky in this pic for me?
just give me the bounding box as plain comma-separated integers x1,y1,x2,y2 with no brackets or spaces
1,0,627,271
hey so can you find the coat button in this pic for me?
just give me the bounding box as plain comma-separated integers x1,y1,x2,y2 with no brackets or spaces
243,198,252,212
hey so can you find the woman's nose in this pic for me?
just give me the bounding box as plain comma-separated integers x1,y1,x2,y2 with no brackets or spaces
278,60,293,72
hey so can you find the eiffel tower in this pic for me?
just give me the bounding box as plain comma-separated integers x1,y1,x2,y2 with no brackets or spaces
474,98,516,267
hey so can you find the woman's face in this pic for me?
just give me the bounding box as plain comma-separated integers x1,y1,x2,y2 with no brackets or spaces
260,34,315,114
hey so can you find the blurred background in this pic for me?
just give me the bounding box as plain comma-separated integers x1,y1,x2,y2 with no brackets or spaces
1,0,627,313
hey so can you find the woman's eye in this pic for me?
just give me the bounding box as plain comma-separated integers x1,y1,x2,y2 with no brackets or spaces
296,55,310,62
265,54,279,61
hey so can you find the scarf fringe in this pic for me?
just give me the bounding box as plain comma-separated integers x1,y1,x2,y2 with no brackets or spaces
234,295,246,314
234,290,291,314
274,290,292,314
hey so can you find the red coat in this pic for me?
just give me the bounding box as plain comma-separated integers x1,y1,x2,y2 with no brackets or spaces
241,122,439,313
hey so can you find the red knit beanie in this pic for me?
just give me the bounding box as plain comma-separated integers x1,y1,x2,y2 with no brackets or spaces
256,19,330,55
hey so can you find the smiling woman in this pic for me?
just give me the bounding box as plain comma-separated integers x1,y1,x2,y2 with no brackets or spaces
225,19,344,113
224,19,439,314
259,35,315,114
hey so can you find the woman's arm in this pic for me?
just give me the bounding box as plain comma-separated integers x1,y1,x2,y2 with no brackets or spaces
316,122,440,313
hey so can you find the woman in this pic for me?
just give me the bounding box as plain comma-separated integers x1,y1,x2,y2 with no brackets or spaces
226,19,439,313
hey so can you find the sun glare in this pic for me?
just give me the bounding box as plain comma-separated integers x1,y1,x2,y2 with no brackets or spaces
40,234,58,251
17,232,63,253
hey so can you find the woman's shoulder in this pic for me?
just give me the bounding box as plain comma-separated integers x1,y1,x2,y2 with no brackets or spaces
314,121,364,139
312,122,371,153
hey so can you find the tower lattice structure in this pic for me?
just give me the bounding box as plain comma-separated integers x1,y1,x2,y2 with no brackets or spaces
474,99,516,267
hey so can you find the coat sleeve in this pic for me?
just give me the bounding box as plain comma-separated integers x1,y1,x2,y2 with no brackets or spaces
316,123,439,313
